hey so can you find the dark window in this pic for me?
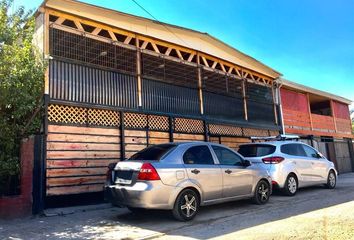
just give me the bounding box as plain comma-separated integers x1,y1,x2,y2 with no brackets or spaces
212,146,243,165
280,144,307,157
183,146,214,165
129,144,176,161
238,144,276,157
302,145,319,158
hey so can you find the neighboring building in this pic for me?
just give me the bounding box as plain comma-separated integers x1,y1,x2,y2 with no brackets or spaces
280,79,354,173
34,0,282,199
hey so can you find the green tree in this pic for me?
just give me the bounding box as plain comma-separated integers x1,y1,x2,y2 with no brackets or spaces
0,0,44,194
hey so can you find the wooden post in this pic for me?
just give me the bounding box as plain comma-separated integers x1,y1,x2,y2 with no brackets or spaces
242,72,248,121
120,111,125,160
136,37,142,107
196,53,204,115
272,85,278,125
44,11,50,95
330,100,338,133
306,93,313,131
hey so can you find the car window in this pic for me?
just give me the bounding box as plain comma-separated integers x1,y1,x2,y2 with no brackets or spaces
238,144,276,157
302,145,319,158
280,143,307,157
212,146,243,166
183,146,214,165
129,144,176,160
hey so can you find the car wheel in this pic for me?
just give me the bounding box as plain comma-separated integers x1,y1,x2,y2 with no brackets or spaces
326,170,336,189
172,189,199,221
253,180,270,205
283,174,298,196
127,207,146,214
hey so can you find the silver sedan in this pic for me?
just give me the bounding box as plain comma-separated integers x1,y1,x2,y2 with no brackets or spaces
105,142,272,221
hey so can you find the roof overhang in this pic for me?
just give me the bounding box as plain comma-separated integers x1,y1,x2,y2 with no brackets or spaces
38,0,281,79
280,78,352,105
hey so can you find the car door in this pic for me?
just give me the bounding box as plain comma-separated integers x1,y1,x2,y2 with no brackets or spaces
280,143,313,184
211,145,253,198
183,145,223,202
301,144,328,182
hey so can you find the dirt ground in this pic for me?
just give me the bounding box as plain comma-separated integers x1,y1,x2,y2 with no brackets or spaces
1,173,354,240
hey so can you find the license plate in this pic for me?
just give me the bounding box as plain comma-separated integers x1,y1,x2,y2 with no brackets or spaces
115,170,133,184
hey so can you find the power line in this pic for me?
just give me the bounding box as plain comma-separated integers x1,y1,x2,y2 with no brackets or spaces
130,0,191,49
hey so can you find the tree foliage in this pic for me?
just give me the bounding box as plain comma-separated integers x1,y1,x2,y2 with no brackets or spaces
0,0,44,182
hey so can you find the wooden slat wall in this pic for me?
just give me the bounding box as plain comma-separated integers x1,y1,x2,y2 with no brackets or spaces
173,133,204,142
311,114,335,132
148,131,170,145
124,130,147,159
46,124,120,196
220,137,251,150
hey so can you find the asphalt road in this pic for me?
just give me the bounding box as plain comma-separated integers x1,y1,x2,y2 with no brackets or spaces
1,173,354,240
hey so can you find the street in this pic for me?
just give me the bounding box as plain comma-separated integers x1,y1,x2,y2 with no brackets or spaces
1,173,354,240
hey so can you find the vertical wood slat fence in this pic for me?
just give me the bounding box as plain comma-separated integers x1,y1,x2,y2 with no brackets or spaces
45,103,279,196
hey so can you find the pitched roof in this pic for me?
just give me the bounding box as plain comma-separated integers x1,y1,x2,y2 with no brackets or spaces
40,0,281,78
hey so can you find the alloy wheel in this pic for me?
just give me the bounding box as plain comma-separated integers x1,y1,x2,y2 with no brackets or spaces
257,182,270,203
288,176,297,194
329,172,336,188
180,193,197,218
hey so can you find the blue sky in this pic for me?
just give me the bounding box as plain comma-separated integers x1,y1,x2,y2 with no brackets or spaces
15,0,354,106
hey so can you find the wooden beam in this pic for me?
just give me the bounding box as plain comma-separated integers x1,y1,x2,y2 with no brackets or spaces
44,11,50,95
197,53,204,115
220,63,226,72
136,38,142,107
54,16,65,25
187,53,195,62
228,66,234,74
151,42,160,53
91,27,102,35
73,20,84,31
165,47,172,56
201,56,209,67
141,40,148,49
211,61,218,69
124,36,133,45
108,30,117,41
175,49,184,60
242,80,248,121
330,99,338,133
306,93,314,131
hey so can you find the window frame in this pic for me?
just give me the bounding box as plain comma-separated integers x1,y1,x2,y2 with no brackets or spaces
211,145,244,166
182,145,216,165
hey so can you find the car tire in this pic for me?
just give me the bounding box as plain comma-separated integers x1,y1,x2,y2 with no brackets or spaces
253,180,270,205
283,174,298,196
127,207,146,214
172,189,199,221
325,170,336,189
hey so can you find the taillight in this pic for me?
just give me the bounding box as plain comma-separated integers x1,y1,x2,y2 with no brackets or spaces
138,163,160,181
262,156,284,164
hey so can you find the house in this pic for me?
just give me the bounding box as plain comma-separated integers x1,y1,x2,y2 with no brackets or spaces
280,78,353,173
34,0,282,199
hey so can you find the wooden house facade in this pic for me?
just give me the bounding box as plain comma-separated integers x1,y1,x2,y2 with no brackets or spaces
34,0,282,198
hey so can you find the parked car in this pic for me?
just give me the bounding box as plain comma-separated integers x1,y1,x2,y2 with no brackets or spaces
238,140,337,196
105,142,272,221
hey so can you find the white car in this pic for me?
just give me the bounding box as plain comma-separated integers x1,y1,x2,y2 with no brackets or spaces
238,140,337,196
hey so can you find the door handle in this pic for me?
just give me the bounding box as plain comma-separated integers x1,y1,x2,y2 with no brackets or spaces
225,169,232,174
191,169,200,174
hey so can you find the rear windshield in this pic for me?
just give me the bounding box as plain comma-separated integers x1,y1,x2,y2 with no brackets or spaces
128,144,176,161
238,144,276,157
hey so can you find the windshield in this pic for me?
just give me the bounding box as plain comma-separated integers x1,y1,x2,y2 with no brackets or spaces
128,144,176,161
238,144,276,157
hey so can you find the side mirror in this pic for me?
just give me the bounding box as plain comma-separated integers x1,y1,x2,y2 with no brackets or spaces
316,153,323,159
243,160,251,167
